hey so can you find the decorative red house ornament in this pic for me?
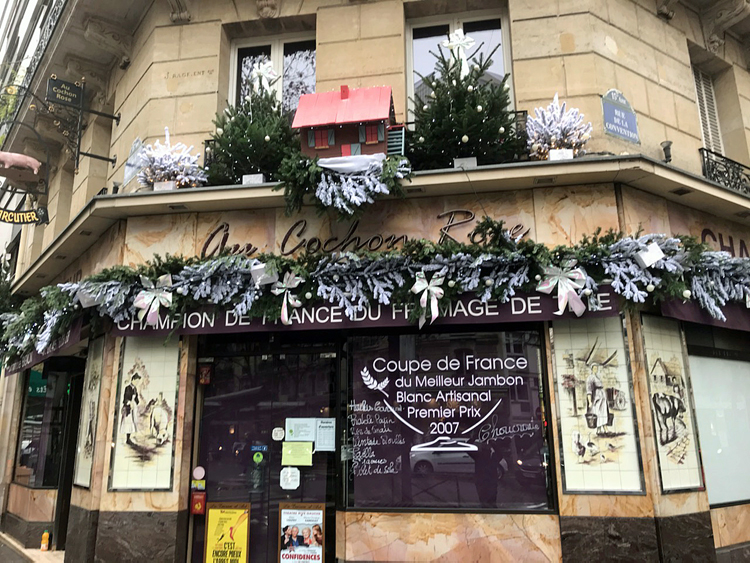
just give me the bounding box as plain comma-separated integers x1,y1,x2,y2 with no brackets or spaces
292,85,401,159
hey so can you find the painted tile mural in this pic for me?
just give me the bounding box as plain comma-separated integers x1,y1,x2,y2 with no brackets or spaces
552,317,644,493
641,315,703,492
73,337,104,488
109,337,180,490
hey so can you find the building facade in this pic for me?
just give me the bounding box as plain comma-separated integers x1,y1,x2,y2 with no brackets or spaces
0,0,748,561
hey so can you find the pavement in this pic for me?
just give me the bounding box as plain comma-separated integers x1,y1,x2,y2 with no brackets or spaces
0,532,65,562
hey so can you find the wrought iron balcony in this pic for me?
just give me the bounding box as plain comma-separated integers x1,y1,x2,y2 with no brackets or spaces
699,148,750,196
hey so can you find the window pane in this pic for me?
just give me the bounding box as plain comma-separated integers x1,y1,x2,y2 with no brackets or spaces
412,24,449,102
237,45,272,103
15,364,69,488
689,355,750,505
347,331,553,511
283,40,316,114
463,19,504,84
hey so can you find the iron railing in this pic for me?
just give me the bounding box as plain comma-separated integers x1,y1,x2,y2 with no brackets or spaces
699,148,750,196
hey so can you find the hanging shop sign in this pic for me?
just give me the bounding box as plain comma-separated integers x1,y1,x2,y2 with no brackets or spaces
602,89,640,144
278,503,325,562
204,503,250,563
112,286,618,337
0,206,47,224
46,77,83,108
45,74,120,171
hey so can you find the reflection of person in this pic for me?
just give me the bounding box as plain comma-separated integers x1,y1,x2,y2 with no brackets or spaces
119,374,142,445
586,365,610,434
312,524,322,547
470,442,499,508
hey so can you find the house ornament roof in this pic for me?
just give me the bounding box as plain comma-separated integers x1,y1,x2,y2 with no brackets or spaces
292,85,393,129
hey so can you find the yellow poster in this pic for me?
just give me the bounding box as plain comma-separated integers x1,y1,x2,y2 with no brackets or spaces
281,442,313,466
205,503,250,563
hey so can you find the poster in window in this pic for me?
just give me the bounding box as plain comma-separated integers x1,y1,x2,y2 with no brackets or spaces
109,337,180,490
204,502,249,563
278,503,324,562
73,337,105,488
551,317,644,493
348,332,551,511
641,315,703,492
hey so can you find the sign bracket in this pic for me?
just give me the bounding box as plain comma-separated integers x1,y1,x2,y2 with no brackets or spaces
46,75,120,173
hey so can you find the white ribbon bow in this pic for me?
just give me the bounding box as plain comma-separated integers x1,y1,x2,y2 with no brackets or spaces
133,274,173,326
251,60,278,92
536,259,587,317
442,30,475,79
411,271,445,328
271,272,304,325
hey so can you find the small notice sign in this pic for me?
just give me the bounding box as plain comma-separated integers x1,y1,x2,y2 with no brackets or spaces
285,418,316,442
46,77,83,108
315,419,335,452
280,467,300,490
281,442,313,466
602,89,640,144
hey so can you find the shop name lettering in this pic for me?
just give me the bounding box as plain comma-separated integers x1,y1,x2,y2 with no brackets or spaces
372,355,527,420
701,229,749,258
115,292,613,332
200,210,529,258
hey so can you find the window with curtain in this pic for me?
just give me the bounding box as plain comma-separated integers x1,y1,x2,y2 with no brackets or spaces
235,37,316,114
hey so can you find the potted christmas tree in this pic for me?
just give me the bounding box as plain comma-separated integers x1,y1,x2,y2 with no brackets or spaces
408,31,524,170
526,94,592,160
205,62,296,186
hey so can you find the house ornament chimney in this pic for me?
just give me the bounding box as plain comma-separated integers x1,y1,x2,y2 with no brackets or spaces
340,85,350,99
257,0,279,18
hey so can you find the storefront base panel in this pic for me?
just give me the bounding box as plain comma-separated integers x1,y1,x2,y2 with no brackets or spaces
655,512,715,562
93,510,188,563
1,511,53,549
560,516,659,562
716,540,750,562
339,512,561,561
64,504,99,563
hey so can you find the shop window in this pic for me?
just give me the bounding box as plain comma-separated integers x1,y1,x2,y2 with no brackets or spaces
685,324,750,505
234,36,316,114
693,66,724,155
345,331,553,511
408,14,510,115
14,364,68,488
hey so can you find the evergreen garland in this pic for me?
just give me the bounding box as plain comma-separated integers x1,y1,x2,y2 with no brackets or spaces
1,219,748,365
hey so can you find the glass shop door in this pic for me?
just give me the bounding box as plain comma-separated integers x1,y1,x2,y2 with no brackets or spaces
191,336,338,562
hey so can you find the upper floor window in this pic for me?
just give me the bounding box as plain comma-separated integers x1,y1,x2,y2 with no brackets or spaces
693,66,724,155
233,35,316,114
408,13,509,115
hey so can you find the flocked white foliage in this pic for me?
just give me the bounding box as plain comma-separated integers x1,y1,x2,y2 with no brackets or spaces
137,127,208,189
315,159,411,216
526,93,592,159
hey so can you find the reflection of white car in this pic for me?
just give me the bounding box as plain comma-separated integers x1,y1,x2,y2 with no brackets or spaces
409,438,508,477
